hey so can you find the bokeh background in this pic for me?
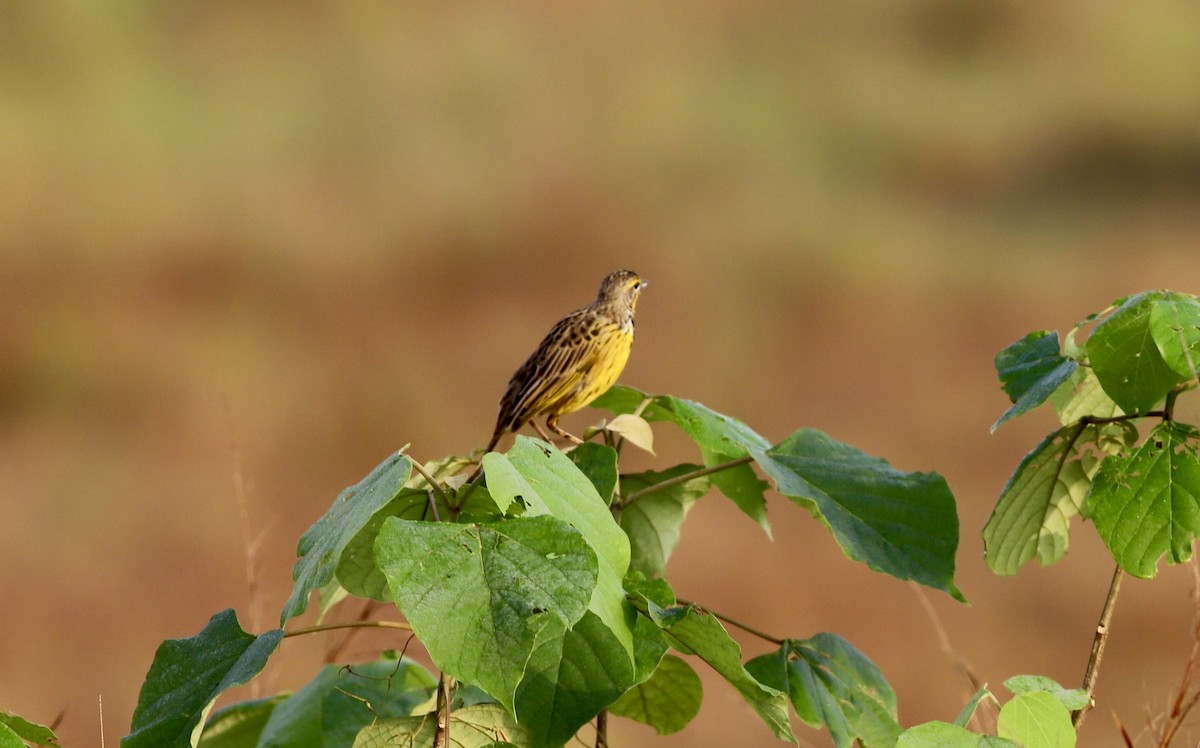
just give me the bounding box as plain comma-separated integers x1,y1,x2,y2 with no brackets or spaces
3,2,1200,746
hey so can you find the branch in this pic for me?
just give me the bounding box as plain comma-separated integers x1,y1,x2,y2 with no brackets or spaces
1073,564,1124,728
676,598,785,646
408,456,448,521
283,620,413,639
619,455,754,506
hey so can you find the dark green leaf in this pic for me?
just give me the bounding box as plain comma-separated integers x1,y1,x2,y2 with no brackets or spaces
619,465,709,577
706,456,772,537
992,331,1079,432
513,612,635,748
648,603,795,743
484,438,636,663
1087,291,1187,415
1151,294,1200,378
746,634,899,748
1090,422,1200,578
983,426,1094,575
375,515,597,711
0,710,60,747
996,691,1075,748
124,610,283,748
609,654,702,735
198,697,283,748
759,429,964,601
569,442,619,505
334,487,433,603
282,452,412,624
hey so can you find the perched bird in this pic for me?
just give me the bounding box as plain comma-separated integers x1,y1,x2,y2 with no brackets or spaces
484,269,646,454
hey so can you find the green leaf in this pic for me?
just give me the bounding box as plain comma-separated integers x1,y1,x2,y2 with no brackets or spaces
1151,294,1200,378
758,429,964,601
333,486,435,603
992,331,1079,432
282,452,412,624
746,634,899,748
0,710,60,747
608,654,703,735
351,704,532,748
648,603,796,743
706,456,772,538
484,438,636,664
375,515,598,711
568,442,619,505
124,610,283,748
983,426,1094,575
1087,291,1187,414
253,657,435,748
1089,422,1200,578
0,724,24,748
513,612,635,748
1049,367,1123,424
619,465,709,577
997,691,1076,748
197,697,283,748
1003,675,1089,711
898,722,1019,748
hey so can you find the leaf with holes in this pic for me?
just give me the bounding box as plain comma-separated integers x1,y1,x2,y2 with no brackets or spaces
1087,291,1187,415
1089,422,1200,578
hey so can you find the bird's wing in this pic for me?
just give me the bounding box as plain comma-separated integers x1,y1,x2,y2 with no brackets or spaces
500,312,595,428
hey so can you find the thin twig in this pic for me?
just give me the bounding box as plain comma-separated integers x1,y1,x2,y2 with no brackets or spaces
434,673,451,748
676,598,785,645
1074,564,1125,728
910,584,990,728
409,456,448,521
1153,559,1200,747
283,620,413,639
619,455,754,506
594,709,608,748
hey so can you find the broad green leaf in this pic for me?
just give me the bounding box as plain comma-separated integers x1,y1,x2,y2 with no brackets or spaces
608,654,702,735
375,516,598,711
198,697,284,748
619,465,709,577
484,438,636,663
351,704,531,748
897,722,1018,748
954,686,994,728
124,610,283,748
746,635,899,748
334,487,434,603
647,603,795,743
253,658,434,748
983,426,1094,575
624,570,678,609
758,429,964,601
1049,367,1123,425
1087,291,1187,415
0,725,23,748
0,711,59,747
513,612,634,748
706,455,772,538
1089,422,1200,578
997,691,1075,748
991,331,1079,432
282,452,412,624
1151,295,1200,378
1003,675,1089,711
568,442,619,505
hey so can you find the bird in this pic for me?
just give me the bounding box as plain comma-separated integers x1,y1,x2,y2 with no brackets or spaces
483,269,646,454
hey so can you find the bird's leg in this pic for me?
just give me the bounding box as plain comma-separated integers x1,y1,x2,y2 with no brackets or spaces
532,420,556,443
546,415,584,445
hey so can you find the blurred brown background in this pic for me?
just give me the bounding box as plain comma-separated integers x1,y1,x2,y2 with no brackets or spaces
2,2,1200,746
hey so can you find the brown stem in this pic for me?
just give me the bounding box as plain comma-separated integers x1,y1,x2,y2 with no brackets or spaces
283,620,413,639
1073,564,1124,728
595,709,608,748
434,672,450,748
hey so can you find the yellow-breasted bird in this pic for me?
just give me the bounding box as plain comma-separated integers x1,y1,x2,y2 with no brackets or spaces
483,269,646,454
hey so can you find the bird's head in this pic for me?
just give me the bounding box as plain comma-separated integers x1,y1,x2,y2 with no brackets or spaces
596,269,647,315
